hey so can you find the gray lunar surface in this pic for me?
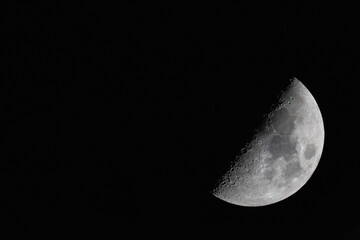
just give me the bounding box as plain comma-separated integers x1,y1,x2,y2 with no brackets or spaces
212,78,325,207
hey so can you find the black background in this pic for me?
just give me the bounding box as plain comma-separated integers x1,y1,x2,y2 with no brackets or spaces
2,2,359,239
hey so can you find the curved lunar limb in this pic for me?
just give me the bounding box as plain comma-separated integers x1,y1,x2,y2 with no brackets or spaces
212,78,325,207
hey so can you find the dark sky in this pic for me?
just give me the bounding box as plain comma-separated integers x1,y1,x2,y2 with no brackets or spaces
2,2,359,239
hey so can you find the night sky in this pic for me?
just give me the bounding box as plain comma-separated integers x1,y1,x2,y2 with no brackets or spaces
2,2,359,239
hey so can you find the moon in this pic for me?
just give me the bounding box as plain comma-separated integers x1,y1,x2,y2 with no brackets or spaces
212,78,325,207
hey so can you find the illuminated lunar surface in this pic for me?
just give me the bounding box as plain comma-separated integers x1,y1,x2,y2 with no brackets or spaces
212,78,325,207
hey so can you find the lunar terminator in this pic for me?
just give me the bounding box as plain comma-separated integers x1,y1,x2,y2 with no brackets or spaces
212,78,325,206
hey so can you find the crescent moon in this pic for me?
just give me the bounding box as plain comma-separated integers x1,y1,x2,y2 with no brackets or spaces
212,78,325,207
